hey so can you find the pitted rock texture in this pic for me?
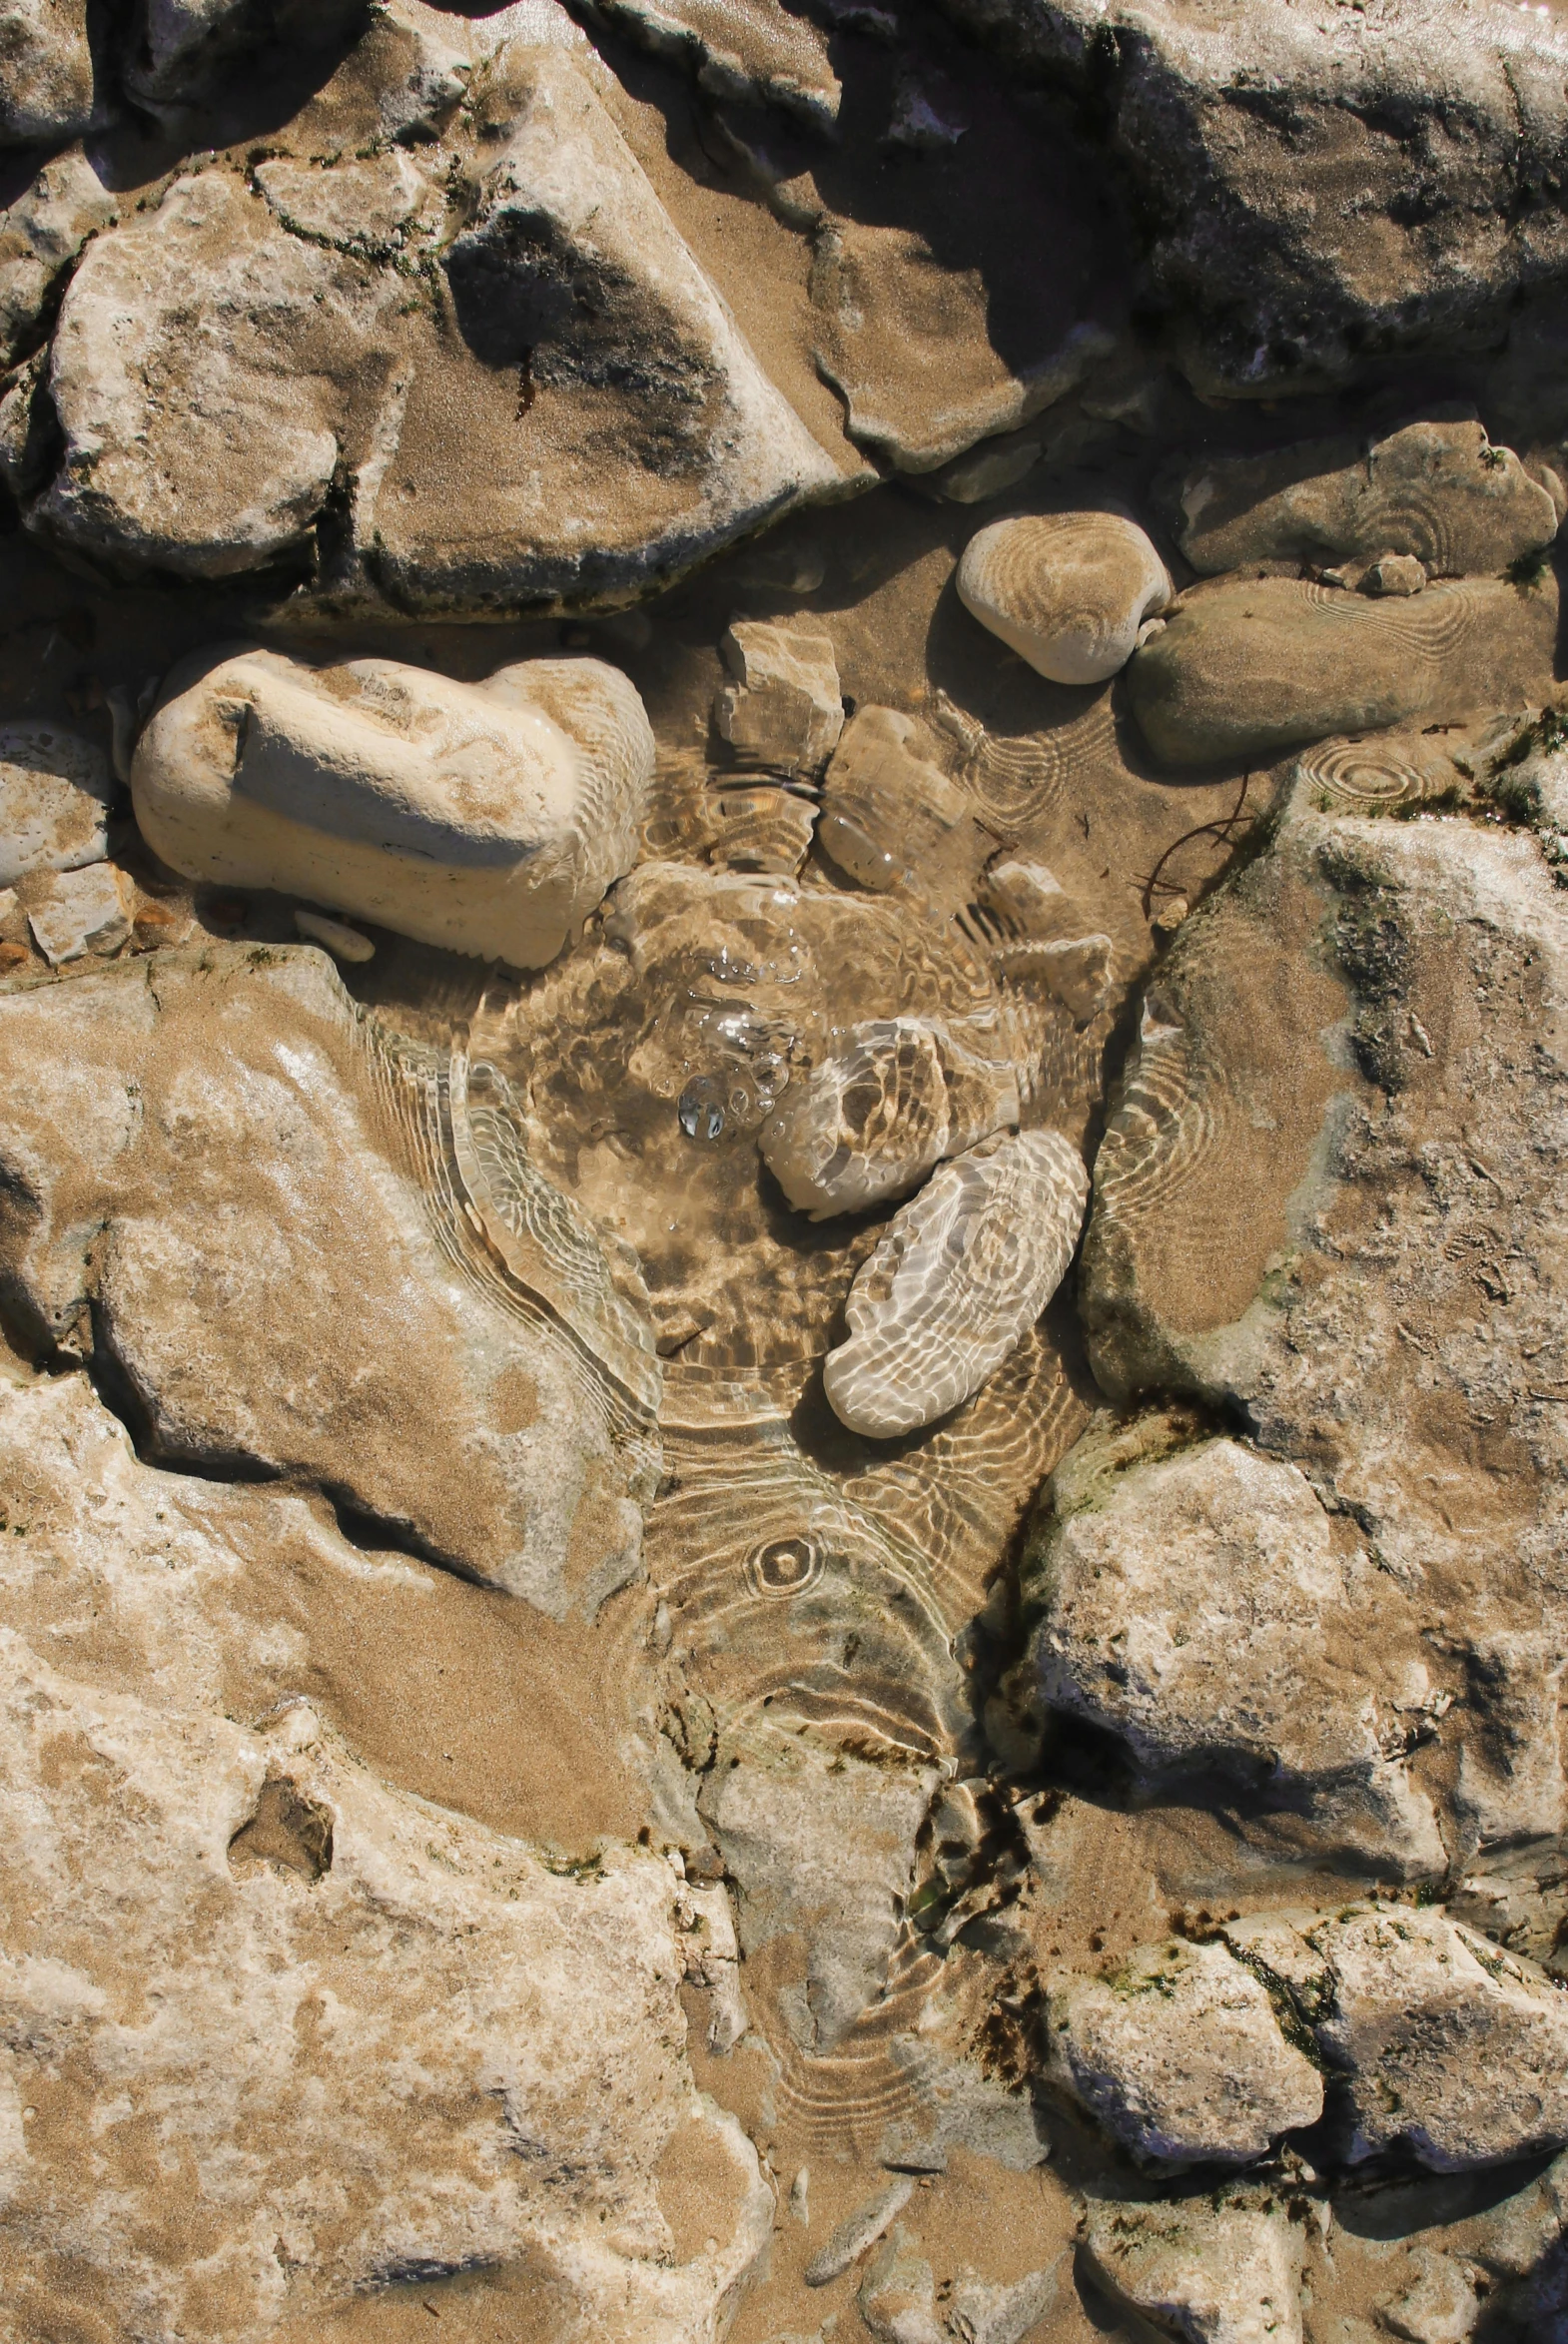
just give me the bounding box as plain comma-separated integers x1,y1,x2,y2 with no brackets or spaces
1081,787,1568,1882
0,1359,768,2342
1046,1936,1323,2167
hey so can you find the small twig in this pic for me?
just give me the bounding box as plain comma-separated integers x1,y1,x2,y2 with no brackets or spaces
1136,772,1254,920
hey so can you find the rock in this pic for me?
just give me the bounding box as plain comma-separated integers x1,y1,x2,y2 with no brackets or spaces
32,167,383,579
1362,553,1429,599
26,30,844,606
1304,1908,1568,2171
24,859,128,964
0,149,117,370
1176,421,1560,579
823,1127,1088,1439
1046,1937,1322,2166
857,2226,943,2344
812,219,1114,474
817,704,985,907
946,2261,1062,2344
293,906,375,962
759,1015,1020,1219
1125,574,1555,767
0,945,662,1618
700,1730,943,2049
1024,1422,1444,1872
578,0,841,128
940,0,1568,399
0,0,97,146
124,0,367,109
131,644,654,969
714,620,844,778
804,2175,915,2285
1079,2195,1303,2344
370,41,843,612
1288,731,1463,818
1080,792,1568,1871
252,146,443,259
0,1363,770,2336
1375,2250,1481,2342
957,509,1172,685
0,722,113,884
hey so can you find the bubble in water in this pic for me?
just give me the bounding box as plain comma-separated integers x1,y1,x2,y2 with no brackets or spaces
678,1076,726,1142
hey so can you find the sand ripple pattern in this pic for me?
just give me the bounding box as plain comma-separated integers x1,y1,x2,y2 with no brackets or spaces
1291,731,1460,814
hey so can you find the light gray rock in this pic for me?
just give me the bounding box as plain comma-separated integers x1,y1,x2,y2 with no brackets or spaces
1081,793,1568,1880
0,946,662,1619
1306,1907,1568,2171
1047,1936,1323,2166
0,0,97,146
1080,2195,1303,2344
0,1362,770,2340
33,167,380,579
0,149,116,370
857,2226,942,2344
25,23,844,607
24,858,128,964
946,2261,1062,2344
0,722,113,885
132,644,654,969
1126,573,1556,767
1176,421,1560,580
941,0,1568,398
1024,1422,1445,1874
715,620,844,778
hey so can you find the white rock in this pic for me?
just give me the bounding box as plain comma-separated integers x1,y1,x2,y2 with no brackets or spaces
25,859,127,964
1026,1430,1446,1875
294,906,375,962
857,2226,942,2344
957,509,1172,685
715,621,844,778
1048,1937,1322,2165
824,1128,1088,1439
1307,1907,1568,2171
0,1360,770,2337
132,645,654,969
760,1016,1019,1220
0,148,117,368
0,722,113,884
1080,2196,1303,2344
0,0,96,145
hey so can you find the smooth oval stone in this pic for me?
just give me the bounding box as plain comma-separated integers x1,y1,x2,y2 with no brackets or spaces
823,1126,1088,1438
132,643,654,968
956,510,1172,686
760,1016,1019,1220
1126,572,1556,767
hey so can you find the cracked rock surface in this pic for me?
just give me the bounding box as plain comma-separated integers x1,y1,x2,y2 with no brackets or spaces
9,0,1568,2337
